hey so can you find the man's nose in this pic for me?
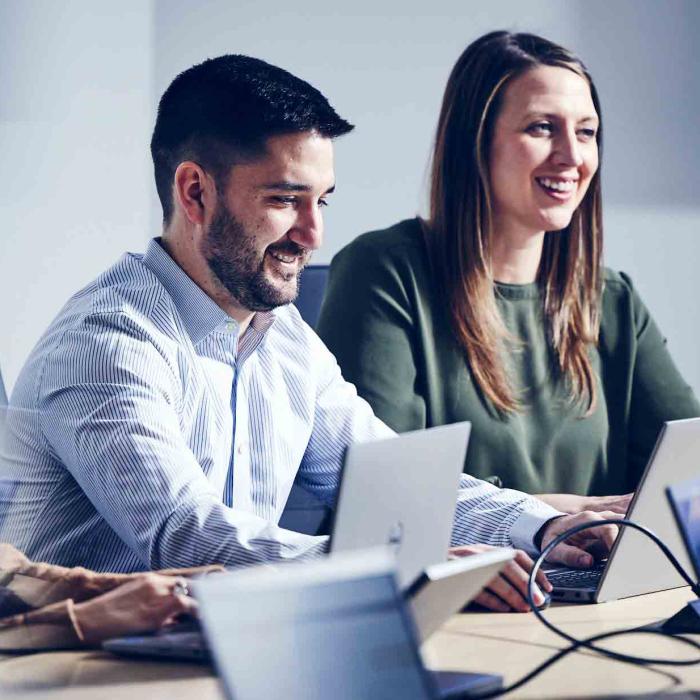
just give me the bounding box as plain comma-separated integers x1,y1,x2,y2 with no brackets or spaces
290,203,324,251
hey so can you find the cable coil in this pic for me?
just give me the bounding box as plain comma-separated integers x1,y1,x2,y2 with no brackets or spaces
462,519,700,699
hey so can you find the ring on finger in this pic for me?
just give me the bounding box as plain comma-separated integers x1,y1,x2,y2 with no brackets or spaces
172,578,191,598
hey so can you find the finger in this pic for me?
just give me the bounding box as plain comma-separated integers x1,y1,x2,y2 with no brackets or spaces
548,542,594,568
565,512,620,552
448,544,491,558
172,577,191,598
580,520,618,551
513,550,552,592
615,494,634,512
598,510,624,522
175,595,199,616
590,495,632,514
486,575,531,612
472,589,510,613
501,560,546,606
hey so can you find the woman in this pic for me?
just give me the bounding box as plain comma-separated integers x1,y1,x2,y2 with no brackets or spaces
318,31,699,515
0,543,214,649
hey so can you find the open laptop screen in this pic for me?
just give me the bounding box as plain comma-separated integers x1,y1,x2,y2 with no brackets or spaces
194,551,434,700
667,477,700,582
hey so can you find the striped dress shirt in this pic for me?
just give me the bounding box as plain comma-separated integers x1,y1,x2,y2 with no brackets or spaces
0,239,558,572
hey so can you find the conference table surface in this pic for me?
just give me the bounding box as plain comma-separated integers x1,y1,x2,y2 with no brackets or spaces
1,587,698,699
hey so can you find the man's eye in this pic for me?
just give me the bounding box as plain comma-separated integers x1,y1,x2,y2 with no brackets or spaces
271,196,297,205
527,122,553,135
318,198,329,208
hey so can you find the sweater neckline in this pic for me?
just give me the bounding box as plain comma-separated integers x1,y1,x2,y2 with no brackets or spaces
494,280,541,300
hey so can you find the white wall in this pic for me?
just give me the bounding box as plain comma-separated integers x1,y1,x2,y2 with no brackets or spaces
0,1,153,390
2,0,698,394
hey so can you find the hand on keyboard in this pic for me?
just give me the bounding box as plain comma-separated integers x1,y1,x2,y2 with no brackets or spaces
449,543,552,613
540,511,621,568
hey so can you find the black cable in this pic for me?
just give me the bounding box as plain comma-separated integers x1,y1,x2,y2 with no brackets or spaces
450,518,700,699
464,626,699,699
527,518,700,666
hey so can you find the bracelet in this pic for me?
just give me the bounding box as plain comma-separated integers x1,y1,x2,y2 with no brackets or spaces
65,598,86,642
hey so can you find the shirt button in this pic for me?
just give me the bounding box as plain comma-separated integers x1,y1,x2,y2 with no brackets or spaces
237,443,246,455
226,321,236,333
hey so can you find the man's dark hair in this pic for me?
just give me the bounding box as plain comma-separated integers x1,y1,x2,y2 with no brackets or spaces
151,55,354,224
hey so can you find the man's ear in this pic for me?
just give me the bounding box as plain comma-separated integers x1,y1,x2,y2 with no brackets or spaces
173,162,216,226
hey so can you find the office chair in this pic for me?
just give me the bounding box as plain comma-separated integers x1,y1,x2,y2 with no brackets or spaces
292,264,330,330
281,264,332,535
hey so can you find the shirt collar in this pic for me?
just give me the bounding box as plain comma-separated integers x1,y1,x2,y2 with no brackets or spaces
141,237,271,346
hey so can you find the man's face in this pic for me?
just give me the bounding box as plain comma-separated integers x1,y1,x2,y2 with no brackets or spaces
201,131,335,312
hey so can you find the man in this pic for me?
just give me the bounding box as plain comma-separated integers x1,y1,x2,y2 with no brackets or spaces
0,55,617,612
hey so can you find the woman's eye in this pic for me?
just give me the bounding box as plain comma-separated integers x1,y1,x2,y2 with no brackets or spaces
577,127,597,141
527,122,553,135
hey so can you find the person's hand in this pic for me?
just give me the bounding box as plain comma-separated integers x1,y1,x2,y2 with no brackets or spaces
535,493,633,515
448,543,552,613
540,511,621,568
73,573,199,644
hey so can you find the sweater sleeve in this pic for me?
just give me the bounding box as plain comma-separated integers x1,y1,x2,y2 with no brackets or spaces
619,272,700,487
317,236,427,433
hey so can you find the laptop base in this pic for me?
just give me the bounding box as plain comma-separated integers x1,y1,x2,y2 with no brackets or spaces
103,632,502,699
545,562,606,604
659,599,700,634
549,587,596,604
432,670,502,698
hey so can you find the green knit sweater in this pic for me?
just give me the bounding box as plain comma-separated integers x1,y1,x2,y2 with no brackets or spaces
317,218,700,496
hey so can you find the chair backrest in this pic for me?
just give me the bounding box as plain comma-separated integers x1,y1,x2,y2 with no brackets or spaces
282,264,333,535
293,265,330,329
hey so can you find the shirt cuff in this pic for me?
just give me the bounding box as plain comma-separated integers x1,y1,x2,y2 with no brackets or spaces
509,502,564,556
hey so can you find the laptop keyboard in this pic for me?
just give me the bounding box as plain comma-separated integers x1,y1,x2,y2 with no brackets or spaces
546,563,605,589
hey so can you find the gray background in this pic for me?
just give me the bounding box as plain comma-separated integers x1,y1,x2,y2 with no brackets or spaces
1,0,698,394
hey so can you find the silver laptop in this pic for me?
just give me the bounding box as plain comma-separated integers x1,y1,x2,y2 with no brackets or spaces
667,476,700,582
330,422,471,588
193,549,503,700
102,548,512,663
547,418,699,603
105,421,513,659
406,548,514,640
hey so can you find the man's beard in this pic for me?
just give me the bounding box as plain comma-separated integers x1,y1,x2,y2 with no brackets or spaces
202,202,308,312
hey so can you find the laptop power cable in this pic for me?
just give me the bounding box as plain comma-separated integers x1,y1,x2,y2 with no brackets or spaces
457,519,700,699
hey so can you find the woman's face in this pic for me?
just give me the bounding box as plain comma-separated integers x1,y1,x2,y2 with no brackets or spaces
488,64,599,239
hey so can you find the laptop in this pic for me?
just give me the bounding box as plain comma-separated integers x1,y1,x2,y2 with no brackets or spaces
546,418,699,603
666,476,700,583
194,548,503,700
103,547,513,662
105,422,514,659
662,477,700,634
330,422,471,588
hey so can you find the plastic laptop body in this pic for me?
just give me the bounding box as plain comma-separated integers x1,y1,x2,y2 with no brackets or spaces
330,422,471,589
194,550,502,700
548,418,699,603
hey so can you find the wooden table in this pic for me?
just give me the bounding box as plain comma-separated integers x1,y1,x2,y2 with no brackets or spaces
1,588,699,699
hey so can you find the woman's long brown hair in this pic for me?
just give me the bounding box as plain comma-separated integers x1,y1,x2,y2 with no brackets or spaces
427,31,603,415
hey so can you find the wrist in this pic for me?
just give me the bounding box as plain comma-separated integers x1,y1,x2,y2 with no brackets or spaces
534,515,566,551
